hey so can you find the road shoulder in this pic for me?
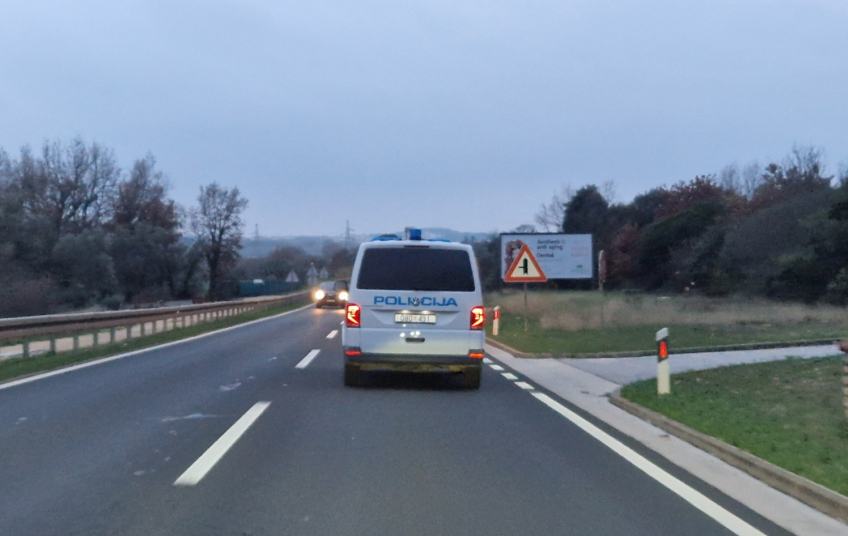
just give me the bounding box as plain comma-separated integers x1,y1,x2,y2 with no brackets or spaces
485,343,848,536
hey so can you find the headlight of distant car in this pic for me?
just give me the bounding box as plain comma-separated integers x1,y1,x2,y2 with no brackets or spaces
339,291,349,301
314,290,326,300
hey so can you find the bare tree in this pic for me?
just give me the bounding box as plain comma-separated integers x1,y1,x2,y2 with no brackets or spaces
534,184,574,232
718,163,742,194
190,183,248,300
16,138,119,237
601,180,619,205
511,224,536,233
112,154,178,231
741,161,762,199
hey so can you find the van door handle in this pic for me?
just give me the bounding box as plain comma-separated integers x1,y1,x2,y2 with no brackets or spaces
405,338,425,343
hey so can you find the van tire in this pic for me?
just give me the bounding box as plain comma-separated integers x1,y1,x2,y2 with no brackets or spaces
463,366,481,389
344,363,361,387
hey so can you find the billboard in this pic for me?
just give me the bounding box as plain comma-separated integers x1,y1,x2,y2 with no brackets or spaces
500,234,593,280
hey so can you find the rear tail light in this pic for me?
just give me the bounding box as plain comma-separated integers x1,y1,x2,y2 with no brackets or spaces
470,306,485,330
469,351,484,359
346,303,361,327
345,348,362,356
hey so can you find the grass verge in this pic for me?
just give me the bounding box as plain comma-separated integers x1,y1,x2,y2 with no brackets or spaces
621,357,848,496
0,299,310,384
485,290,848,354
487,313,846,354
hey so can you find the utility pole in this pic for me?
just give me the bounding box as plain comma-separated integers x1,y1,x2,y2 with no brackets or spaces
345,220,353,250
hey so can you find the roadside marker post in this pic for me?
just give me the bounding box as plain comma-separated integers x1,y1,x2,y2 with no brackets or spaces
493,306,500,336
656,327,670,395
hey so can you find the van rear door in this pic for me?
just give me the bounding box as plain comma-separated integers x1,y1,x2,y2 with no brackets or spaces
354,245,478,356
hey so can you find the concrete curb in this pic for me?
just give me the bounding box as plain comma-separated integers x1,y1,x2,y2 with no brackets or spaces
486,337,838,359
609,391,848,525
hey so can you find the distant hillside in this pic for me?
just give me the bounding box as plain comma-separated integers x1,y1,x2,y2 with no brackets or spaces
239,228,493,258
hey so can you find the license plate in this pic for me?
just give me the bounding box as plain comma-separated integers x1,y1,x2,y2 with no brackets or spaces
395,313,436,324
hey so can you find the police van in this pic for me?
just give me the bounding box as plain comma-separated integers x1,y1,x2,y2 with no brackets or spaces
341,229,485,388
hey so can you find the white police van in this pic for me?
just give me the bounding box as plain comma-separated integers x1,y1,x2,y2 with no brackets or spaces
341,229,485,388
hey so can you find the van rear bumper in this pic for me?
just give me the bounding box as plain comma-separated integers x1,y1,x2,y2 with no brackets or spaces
344,348,482,372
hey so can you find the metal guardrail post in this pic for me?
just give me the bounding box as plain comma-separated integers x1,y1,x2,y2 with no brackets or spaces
50,337,56,354
110,327,115,343
23,341,30,358
73,335,79,351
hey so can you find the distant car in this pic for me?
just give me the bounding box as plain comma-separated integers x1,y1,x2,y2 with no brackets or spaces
314,280,349,308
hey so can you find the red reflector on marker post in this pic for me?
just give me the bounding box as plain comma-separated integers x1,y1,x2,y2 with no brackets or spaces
656,327,670,395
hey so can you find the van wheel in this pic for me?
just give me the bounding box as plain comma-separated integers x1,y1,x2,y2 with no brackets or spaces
316,304,322,309
463,366,481,389
344,363,361,387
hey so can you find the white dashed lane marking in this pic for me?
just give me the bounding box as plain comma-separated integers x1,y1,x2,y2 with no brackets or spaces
490,364,504,371
501,372,518,380
174,402,271,487
327,330,338,339
295,350,321,369
482,358,492,364
515,381,534,390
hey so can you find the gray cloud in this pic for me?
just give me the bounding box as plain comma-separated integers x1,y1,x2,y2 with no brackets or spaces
2,0,846,236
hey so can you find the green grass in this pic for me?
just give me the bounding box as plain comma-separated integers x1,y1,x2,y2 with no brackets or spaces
0,299,309,383
621,357,848,496
487,313,846,355
485,290,848,355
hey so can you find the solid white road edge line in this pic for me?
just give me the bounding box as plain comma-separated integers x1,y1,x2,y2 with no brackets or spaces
531,392,766,536
490,364,504,371
515,381,534,390
295,349,321,369
501,372,518,380
326,330,338,339
0,304,315,392
174,401,271,487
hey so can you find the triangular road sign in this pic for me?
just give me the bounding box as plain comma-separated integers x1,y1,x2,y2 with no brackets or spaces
285,270,300,283
504,244,547,282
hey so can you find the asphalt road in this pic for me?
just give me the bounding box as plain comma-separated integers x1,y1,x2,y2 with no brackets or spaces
0,306,794,536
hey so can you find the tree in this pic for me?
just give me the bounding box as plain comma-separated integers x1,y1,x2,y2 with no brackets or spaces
112,155,178,231
109,155,182,301
534,185,574,232
562,185,609,234
17,139,120,239
51,230,118,306
606,223,641,288
190,183,248,301
750,146,832,211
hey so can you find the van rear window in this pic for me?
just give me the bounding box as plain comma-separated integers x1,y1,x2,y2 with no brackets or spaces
357,248,475,291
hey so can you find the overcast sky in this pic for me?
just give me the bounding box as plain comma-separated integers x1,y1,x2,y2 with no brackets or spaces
2,0,847,237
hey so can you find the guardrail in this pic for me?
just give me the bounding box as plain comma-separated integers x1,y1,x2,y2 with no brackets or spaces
0,292,310,358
